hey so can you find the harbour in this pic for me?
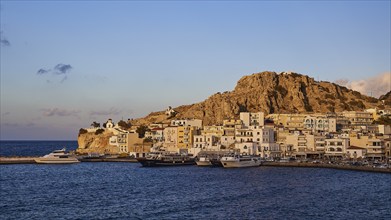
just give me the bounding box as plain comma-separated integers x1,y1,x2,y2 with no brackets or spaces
1,156,390,174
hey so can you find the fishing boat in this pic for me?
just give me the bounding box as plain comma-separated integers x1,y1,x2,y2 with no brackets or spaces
34,148,80,164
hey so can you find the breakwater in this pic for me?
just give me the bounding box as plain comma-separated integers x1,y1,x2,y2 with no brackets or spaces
0,157,137,164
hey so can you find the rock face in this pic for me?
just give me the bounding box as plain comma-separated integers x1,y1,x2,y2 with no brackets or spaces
77,130,118,154
132,71,384,126
379,91,391,106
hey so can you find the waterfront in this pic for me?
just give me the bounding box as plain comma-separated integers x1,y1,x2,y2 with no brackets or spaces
1,162,390,219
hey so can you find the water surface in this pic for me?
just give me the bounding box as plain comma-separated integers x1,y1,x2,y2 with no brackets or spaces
1,163,390,219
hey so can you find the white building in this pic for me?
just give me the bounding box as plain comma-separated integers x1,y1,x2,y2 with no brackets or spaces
325,138,349,158
220,135,236,148
240,112,264,128
235,142,257,155
163,126,178,151
346,146,367,159
171,119,203,129
303,116,337,133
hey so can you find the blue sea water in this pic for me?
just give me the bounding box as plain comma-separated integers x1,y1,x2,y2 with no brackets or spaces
0,140,78,156
1,141,391,219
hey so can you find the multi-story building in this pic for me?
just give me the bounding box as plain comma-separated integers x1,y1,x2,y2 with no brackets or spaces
303,116,336,133
220,135,235,149
324,138,349,158
284,131,325,159
177,126,198,149
144,127,164,142
240,112,264,128
235,142,258,155
350,133,386,159
193,134,219,149
342,111,373,126
171,119,203,129
163,126,178,151
267,113,307,131
109,131,146,155
202,126,224,137
222,119,242,136
366,139,385,160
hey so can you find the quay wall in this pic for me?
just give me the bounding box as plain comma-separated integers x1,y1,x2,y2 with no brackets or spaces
262,162,391,174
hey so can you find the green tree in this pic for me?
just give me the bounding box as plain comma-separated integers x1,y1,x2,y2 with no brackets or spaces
95,128,105,135
144,137,153,143
78,128,88,136
136,125,149,138
118,120,131,129
91,121,100,128
372,116,391,125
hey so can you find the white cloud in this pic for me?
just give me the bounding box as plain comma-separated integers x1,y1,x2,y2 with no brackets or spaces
41,108,81,117
335,72,391,98
89,107,122,116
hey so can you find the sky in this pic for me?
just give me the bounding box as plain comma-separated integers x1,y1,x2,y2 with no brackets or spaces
1,1,390,140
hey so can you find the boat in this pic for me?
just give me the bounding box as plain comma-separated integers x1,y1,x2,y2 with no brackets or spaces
196,150,234,167
195,156,212,166
34,148,80,164
220,155,261,168
137,152,196,167
209,157,223,167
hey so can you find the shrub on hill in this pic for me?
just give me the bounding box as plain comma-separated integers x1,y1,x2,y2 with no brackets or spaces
78,128,87,136
95,128,105,135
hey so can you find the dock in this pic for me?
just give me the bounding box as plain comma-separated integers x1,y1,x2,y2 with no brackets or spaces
262,161,391,174
0,157,138,164
0,157,38,164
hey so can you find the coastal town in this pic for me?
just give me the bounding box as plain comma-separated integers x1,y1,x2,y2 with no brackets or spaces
76,106,391,169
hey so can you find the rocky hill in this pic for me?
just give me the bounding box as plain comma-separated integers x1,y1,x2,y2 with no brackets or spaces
379,91,391,106
132,71,384,126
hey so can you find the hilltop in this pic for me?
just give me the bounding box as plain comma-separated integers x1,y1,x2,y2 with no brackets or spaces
132,71,385,126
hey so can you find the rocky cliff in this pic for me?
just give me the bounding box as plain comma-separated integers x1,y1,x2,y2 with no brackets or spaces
77,129,118,154
132,71,384,126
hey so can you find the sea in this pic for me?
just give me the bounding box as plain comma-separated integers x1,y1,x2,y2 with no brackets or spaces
1,141,391,219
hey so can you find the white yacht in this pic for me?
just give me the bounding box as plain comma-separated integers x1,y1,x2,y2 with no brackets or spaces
35,148,80,164
221,155,261,168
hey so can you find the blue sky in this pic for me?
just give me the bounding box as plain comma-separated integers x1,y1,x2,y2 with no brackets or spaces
1,1,390,140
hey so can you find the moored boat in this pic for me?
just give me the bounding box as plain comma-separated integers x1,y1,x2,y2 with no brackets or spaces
221,155,261,168
195,156,212,166
210,158,223,167
34,148,80,164
137,152,195,167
